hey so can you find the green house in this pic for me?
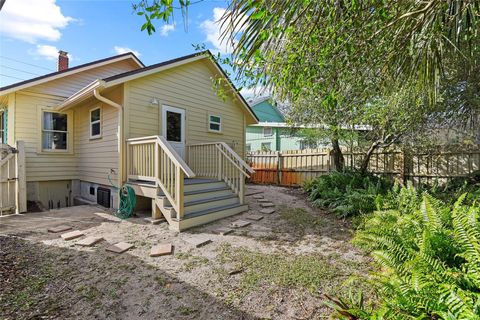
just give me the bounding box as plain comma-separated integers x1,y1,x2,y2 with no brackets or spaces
246,97,326,152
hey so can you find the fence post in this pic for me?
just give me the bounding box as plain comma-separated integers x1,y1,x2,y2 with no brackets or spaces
15,141,26,213
326,149,332,172
276,151,282,185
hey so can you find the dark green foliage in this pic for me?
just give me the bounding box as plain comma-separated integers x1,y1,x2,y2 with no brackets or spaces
303,171,392,217
331,190,480,319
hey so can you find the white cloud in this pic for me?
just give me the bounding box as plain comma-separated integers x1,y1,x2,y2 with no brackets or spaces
35,45,59,60
31,44,73,61
160,23,175,37
200,8,235,55
0,0,73,43
200,7,249,55
113,46,141,57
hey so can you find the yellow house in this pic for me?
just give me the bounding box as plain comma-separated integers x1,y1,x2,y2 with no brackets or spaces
0,50,258,230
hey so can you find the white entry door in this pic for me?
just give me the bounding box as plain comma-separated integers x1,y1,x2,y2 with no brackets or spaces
162,105,186,159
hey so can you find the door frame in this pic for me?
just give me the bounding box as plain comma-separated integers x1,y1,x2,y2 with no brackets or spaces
161,105,186,155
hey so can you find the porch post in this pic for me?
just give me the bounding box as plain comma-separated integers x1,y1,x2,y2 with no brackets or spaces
15,141,26,213
176,167,184,220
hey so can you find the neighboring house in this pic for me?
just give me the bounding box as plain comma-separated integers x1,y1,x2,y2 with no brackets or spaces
0,50,257,231
246,97,326,152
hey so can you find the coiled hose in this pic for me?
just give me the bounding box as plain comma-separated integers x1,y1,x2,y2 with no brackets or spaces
108,175,136,219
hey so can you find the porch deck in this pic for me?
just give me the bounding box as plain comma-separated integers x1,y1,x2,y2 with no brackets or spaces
126,136,254,231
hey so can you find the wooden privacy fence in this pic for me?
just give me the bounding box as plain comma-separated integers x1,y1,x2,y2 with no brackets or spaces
0,141,26,215
246,148,480,186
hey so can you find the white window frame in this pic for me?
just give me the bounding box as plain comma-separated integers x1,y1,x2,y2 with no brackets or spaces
263,127,273,137
89,106,102,139
41,110,69,152
208,114,222,133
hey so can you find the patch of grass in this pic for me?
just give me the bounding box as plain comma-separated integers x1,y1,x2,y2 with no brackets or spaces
183,255,209,271
154,274,167,286
75,285,102,302
176,306,197,316
218,245,368,297
7,264,54,311
279,206,325,233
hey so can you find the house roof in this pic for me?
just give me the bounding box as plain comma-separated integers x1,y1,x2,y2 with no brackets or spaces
249,96,285,122
0,52,144,96
58,51,259,122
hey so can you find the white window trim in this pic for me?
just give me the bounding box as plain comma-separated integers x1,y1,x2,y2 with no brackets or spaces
89,106,102,139
208,114,222,133
40,109,71,153
263,127,273,137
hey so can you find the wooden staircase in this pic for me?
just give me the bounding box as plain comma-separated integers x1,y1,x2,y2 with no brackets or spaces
126,136,254,231
153,178,248,230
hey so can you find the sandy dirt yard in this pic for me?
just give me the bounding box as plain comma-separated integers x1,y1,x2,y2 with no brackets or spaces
0,185,372,320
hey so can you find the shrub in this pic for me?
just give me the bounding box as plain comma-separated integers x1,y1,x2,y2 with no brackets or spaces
303,170,392,217
330,191,480,319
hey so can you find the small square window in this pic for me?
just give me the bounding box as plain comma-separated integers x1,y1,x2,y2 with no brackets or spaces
90,107,101,139
208,114,222,133
263,127,273,137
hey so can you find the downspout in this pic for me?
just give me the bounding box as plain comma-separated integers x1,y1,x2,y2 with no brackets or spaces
93,86,124,208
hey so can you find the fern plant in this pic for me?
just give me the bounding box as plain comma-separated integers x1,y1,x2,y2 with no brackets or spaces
332,192,480,319
304,171,392,217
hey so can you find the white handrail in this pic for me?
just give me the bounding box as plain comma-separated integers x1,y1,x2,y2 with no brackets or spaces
126,135,196,219
186,142,253,204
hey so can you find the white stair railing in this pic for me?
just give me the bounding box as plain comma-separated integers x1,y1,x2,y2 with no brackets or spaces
186,142,254,203
126,136,195,219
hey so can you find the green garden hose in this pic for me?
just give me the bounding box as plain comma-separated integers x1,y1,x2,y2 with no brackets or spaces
108,175,137,219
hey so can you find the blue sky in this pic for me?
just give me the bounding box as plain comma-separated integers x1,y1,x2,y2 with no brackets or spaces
0,0,247,90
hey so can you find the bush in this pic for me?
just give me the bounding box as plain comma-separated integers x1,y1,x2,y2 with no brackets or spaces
303,170,392,217
330,190,480,319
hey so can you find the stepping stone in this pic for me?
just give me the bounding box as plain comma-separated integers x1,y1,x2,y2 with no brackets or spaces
48,225,72,233
253,195,263,199
106,242,134,254
246,214,264,221
144,217,164,225
261,203,275,208
77,236,103,247
257,199,270,203
260,208,276,214
215,227,234,236
231,220,251,228
150,243,173,257
184,236,212,248
60,230,84,241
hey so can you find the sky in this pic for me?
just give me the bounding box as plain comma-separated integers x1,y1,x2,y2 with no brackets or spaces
0,0,258,95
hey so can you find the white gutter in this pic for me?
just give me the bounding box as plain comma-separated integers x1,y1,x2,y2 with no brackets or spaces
93,84,124,206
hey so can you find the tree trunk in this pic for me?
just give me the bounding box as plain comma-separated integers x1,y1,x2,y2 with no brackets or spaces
331,137,345,171
360,141,379,174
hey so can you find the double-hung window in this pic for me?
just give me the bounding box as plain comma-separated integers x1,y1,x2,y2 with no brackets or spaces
90,107,101,139
208,114,222,133
263,127,273,137
42,111,68,151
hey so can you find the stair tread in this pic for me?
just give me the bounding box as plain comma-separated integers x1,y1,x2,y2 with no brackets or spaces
158,186,230,198
184,178,219,185
163,194,238,209
173,203,247,221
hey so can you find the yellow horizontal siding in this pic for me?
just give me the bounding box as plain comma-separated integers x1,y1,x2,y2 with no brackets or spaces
126,60,246,157
14,93,78,182
74,88,120,186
